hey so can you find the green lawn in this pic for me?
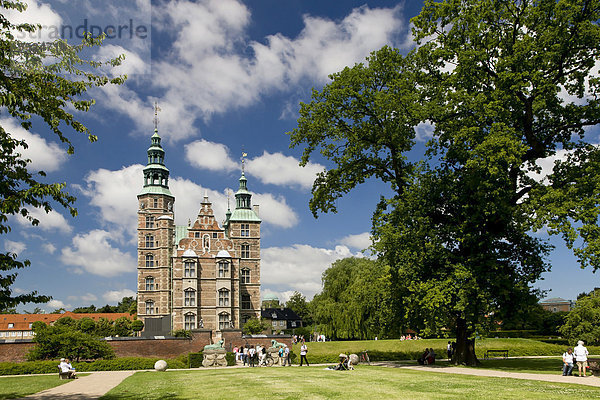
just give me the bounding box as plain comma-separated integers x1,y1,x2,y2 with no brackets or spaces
0,375,73,399
433,358,564,374
101,366,600,400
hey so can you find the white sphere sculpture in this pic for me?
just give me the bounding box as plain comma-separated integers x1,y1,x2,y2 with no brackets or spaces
349,354,359,366
154,360,168,371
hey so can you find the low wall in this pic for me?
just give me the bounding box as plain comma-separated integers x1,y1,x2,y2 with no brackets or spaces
220,330,293,350
0,330,213,363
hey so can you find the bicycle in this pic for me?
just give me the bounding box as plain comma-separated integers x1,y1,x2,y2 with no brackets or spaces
259,353,275,367
359,350,371,365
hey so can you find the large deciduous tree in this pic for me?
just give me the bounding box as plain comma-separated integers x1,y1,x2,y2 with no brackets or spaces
560,289,600,345
0,0,125,311
289,0,600,365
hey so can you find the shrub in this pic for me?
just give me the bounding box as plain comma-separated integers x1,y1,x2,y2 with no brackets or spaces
171,329,192,338
226,352,236,366
188,352,203,368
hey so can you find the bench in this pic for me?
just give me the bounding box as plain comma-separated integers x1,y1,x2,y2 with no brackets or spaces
588,358,600,376
58,366,71,380
484,349,508,359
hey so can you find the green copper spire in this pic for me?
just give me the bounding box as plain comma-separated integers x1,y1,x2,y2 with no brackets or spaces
229,153,260,223
139,103,172,196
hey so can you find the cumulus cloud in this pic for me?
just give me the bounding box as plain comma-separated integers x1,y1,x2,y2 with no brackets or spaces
47,299,70,310
61,229,137,277
99,1,406,142
3,0,63,42
14,207,72,233
184,140,238,172
527,149,570,183
338,232,372,250
77,164,299,236
103,289,136,303
1,118,68,172
261,244,362,298
4,240,26,255
246,151,325,189
42,243,56,254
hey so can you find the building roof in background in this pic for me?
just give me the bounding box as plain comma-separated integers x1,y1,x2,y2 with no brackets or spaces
540,297,571,304
0,312,133,330
261,308,301,321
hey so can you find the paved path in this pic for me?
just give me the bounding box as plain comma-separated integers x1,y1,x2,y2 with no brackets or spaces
18,370,135,400
374,362,600,388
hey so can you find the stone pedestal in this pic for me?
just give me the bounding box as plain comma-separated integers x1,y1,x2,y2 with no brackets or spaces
268,347,282,366
202,348,227,367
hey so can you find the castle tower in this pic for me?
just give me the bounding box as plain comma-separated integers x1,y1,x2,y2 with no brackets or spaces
136,107,175,332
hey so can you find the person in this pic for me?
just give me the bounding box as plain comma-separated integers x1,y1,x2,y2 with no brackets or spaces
243,346,249,366
59,358,76,379
278,346,285,365
562,348,574,376
248,345,256,367
447,341,452,359
300,342,309,366
426,348,436,365
334,354,349,370
574,340,589,377
418,348,429,365
283,345,291,366
259,346,267,366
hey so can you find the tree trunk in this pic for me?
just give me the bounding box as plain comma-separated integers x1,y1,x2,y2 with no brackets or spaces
452,317,480,366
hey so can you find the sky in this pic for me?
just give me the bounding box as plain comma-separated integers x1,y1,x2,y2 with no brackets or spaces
2,0,598,313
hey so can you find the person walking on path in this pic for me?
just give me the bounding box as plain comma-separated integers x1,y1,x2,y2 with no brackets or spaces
562,348,574,376
300,343,309,366
283,345,291,366
574,340,589,377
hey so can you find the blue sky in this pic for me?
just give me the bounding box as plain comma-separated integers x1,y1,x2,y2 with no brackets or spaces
2,0,598,312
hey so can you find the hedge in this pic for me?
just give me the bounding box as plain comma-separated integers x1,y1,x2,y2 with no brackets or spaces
0,356,188,376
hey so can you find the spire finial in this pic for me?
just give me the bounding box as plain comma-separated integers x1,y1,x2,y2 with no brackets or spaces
227,189,231,210
241,150,247,173
153,101,161,131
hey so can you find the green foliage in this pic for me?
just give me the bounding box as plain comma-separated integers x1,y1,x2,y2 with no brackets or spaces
188,352,203,368
131,319,144,333
311,257,393,340
113,317,133,337
171,329,192,338
289,0,600,365
262,300,280,308
27,322,114,361
242,318,269,335
225,352,236,366
285,291,313,326
77,318,96,334
560,290,600,345
0,0,125,311
94,318,116,337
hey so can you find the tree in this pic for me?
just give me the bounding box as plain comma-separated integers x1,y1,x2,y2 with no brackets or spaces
131,319,144,335
28,321,114,362
560,289,600,345
289,0,600,365
0,0,124,311
113,316,132,337
94,318,115,337
285,291,313,326
242,317,269,335
311,258,393,340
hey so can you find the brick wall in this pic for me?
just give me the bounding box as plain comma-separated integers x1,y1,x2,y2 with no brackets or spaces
0,341,34,362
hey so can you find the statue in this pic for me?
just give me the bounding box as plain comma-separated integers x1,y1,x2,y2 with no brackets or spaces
203,339,225,351
270,339,286,349
199,319,204,328
229,320,234,329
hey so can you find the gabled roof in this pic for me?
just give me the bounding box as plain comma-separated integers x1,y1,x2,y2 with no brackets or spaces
540,297,571,304
261,308,301,321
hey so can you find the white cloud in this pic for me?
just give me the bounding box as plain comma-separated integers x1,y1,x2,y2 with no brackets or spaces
78,164,299,235
339,232,372,250
3,0,63,42
96,44,149,76
100,1,406,142
42,243,56,254
81,293,99,303
4,240,26,255
261,244,362,298
184,140,238,172
1,118,68,172
103,289,136,303
415,120,435,142
559,59,600,105
47,299,69,310
14,207,72,233
527,149,570,183
246,151,325,189
60,229,136,277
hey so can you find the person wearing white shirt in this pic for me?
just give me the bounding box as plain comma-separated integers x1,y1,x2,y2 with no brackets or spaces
562,348,574,376
573,340,589,377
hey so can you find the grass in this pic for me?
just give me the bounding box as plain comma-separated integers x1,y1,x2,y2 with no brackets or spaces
0,374,74,399
289,338,600,363
101,366,600,400
434,358,564,374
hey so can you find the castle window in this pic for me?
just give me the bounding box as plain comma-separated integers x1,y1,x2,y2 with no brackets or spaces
218,261,229,278
241,294,251,309
145,216,155,228
241,268,250,284
153,198,159,208
145,300,155,315
241,244,250,258
219,313,230,330
194,232,200,238
184,261,196,278
145,277,155,291
241,223,250,237
241,314,251,325
218,289,230,307
212,232,218,238
145,235,154,248
145,254,154,267
184,289,196,307
184,313,196,330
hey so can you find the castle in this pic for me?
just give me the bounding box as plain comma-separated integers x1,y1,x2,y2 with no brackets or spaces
136,126,261,335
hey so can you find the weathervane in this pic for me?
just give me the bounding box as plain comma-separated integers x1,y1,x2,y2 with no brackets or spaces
153,101,161,131
241,150,248,173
